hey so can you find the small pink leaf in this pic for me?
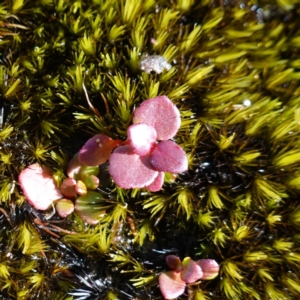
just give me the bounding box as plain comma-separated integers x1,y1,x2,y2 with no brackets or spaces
127,123,157,155
78,134,121,166
56,199,74,218
158,271,186,299
108,145,158,189
196,259,220,280
180,257,203,283
133,96,180,140
166,255,182,272
145,172,164,192
67,153,83,180
18,164,63,210
150,141,188,173
60,178,77,198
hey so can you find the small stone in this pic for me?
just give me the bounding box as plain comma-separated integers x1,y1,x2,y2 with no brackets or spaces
140,55,171,74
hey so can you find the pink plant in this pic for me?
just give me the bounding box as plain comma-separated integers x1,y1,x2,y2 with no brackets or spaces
158,255,219,299
108,145,159,189
18,162,104,224
18,95,188,223
18,164,63,210
78,134,121,166
79,95,188,191
132,95,180,140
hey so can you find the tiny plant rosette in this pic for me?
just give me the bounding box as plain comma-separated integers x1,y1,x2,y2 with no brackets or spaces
18,96,188,225
158,255,220,299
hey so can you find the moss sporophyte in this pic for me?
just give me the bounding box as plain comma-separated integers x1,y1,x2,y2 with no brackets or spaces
3,0,300,299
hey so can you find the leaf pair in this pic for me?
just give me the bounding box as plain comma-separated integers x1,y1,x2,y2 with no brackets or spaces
158,255,219,299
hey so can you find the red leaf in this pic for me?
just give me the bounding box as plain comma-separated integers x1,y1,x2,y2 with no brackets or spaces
109,145,158,189
158,271,186,299
67,153,83,179
60,178,77,198
78,134,121,166
127,123,157,155
165,255,182,272
150,141,188,173
18,164,62,210
145,172,164,192
133,96,180,140
180,257,203,283
196,259,219,280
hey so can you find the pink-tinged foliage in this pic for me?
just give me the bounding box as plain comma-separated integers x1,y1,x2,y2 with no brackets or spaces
158,271,186,300
75,180,87,196
81,174,99,190
67,160,100,189
196,259,220,280
166,255,183,272
75,191,106,225
78,134,121,166
159,256,219,299
60,178,77,198
68,96,187,192
180,257,203,283
67,153,83,179
145,172,164,192
133,96,180,140
109,145,158,189
150,140,188,173
18,164,63,210
127,123,157,155
56,199,74,218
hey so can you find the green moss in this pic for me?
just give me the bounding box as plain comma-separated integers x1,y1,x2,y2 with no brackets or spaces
1,0,300,299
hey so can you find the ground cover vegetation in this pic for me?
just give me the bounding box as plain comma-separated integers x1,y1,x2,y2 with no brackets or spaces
1,0,300,299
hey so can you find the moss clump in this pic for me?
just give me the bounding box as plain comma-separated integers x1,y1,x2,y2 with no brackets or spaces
1,0,300,299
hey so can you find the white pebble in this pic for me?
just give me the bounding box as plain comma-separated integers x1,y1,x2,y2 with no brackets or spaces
140,55,172,74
